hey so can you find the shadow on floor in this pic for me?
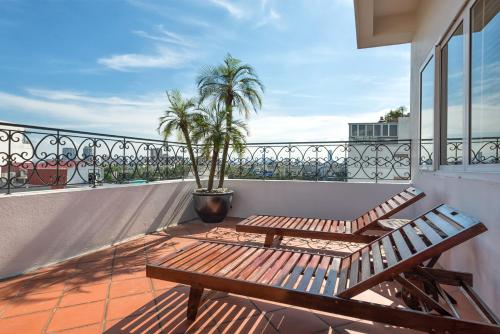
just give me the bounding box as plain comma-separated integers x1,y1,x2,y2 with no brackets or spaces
103,287,278,334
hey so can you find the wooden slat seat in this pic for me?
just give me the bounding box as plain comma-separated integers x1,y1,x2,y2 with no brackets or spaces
147,204,500,333
236,187,425,246
376,218,412,230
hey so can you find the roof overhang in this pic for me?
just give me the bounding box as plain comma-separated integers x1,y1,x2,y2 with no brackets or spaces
353,0,421,49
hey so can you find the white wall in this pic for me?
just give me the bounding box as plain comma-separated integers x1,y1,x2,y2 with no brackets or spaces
410,0,500,314
226,179,412,220
0,180,197,278
0,179,413,279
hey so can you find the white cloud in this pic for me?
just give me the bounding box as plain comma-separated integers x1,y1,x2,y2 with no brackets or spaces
0,89,168,137
132,25,193,47
254,8,283,29
99,22,200,71
0,89,406,142
25,88,163,107
209,0,245,19
207,0,283,29
97,46,195,71
127,0,214,28
247,111,384,142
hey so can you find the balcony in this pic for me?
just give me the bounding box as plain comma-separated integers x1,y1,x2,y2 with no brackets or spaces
1,122,499,333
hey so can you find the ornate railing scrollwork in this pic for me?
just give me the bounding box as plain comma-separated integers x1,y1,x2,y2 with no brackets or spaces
419,137,500,166
1,122,420,194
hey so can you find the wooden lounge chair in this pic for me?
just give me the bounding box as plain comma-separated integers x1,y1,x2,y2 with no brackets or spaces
236,186,425,246
147,204,500,333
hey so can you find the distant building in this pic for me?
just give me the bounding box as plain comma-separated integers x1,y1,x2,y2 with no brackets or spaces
348,116,410,141
347,116,411,182
82,146,93,159
62,147,77,159
23,160,102,187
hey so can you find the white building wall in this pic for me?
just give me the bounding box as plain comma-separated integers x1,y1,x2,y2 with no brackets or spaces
0,180,197,278
226,179,410,220
410,0,500,314
397,116,411,140
0,179,411,279
66,165,103,185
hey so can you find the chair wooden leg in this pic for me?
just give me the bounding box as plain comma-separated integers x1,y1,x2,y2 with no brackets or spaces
274,235,283,247
187,286,204,321
264,233,274,247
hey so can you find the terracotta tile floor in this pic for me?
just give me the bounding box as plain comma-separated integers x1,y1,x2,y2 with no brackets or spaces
0,218,482,333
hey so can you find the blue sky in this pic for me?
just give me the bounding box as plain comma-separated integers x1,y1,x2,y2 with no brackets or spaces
0,0,410,141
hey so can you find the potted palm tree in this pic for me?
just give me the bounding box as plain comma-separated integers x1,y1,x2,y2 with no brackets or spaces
189,103,247,223
158,90,202,189
197,54,264,189
159,54,263,223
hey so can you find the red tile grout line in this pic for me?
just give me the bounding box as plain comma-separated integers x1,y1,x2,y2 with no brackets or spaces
145,236,170,333
311,312,345,332
100,246,117,333
40,281,67,334
247,299,285,333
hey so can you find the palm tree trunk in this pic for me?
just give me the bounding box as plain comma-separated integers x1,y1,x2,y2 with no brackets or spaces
218,103,232,188
182,128,202,189
207,148,219,192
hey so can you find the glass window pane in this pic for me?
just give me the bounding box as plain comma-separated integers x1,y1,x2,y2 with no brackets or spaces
441,23,464,165
420,56,435,166
351,124,357,137
390,125,398,137
383,124,388,136
471,0,500,164
374,124,381,136
367,125,373,137
358,124,366,137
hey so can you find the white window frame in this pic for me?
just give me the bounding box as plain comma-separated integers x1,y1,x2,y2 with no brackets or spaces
437,3,469,172
421,0,500,174
418,50,436,171
351,124,358,138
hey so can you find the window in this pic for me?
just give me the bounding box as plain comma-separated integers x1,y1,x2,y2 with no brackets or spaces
470,0,500,164
351,124,358,137
374,124,381,136
420,56,435,166
358,124,366,137
366,124,373,137
383,124,388,136
389,125,398,137
441,23,465,165
421,0,500,171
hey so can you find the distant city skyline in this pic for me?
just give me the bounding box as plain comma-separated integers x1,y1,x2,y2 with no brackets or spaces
0,0,410,142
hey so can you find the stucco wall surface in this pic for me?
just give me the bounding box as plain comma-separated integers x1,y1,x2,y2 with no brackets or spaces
410,0,499,314
0,179,412,279
0,180,196,278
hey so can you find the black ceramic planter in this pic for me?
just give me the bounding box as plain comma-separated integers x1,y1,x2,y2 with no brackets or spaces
192,190,234,224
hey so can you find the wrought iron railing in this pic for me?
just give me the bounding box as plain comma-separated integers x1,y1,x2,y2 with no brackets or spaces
1,122,413,194
225,140,411,182
419,137,500,165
